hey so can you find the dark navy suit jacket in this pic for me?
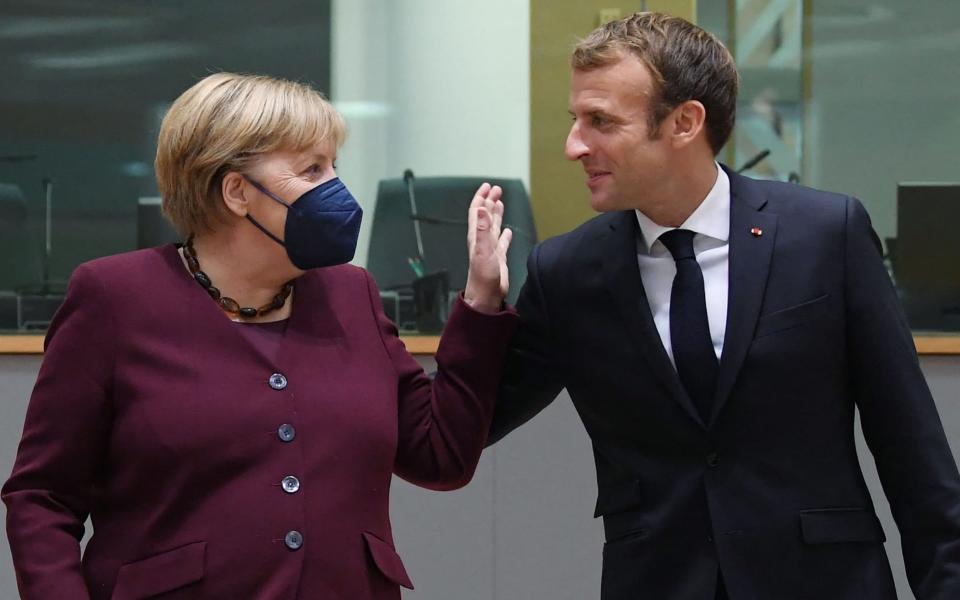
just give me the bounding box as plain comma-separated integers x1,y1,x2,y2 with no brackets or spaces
4,244,517,599
490,168,960,599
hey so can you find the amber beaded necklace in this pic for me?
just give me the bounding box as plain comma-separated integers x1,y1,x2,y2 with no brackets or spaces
182,237,294,320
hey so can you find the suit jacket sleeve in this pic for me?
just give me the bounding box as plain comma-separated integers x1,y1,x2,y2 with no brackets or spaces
2,264,116,599
844,196,960,599
488,243,567,445
362,269,518,490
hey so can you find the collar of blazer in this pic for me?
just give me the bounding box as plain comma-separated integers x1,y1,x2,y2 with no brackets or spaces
599,165,779,429
160,244,345,354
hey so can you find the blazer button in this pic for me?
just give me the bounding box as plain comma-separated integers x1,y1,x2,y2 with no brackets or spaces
278,424,296,443
284,530,303,550
269,373,288,390
281,476,301,493
706,452,720,468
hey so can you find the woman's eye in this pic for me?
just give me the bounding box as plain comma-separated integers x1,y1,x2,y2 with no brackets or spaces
306,164,321,174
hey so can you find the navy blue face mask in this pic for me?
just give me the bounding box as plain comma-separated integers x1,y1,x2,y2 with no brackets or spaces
243,175,363,270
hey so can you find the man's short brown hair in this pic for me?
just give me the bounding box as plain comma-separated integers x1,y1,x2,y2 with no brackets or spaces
572,12,739,155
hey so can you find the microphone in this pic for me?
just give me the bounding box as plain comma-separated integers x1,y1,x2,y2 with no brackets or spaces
737,149,770,173
42,178,53,294
409,214,466,227
403,168,426,273
409,214,534,242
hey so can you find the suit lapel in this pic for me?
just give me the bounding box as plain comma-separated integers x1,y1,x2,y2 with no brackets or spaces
710,169,778,423
601,211,706,429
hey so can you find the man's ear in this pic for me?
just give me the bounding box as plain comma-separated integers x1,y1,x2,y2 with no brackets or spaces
220,172,249,218
669,99,707,150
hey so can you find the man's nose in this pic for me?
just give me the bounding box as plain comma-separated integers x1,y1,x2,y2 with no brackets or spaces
564,123,589,161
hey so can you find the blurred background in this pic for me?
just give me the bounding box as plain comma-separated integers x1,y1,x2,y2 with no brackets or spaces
1,0,958,334
1,1,959,598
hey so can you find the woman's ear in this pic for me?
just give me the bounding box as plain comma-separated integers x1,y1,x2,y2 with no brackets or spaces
220,172,249,218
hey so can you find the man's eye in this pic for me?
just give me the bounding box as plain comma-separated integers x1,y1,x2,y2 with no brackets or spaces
592,115,608,126
306,164,321,174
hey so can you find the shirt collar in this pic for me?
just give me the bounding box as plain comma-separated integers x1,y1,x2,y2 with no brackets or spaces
635,163,730,254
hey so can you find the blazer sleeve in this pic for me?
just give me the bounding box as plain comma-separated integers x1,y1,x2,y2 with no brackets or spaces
2,264,117,599
362,269,518,491
487,243,566,445
843,196,960,599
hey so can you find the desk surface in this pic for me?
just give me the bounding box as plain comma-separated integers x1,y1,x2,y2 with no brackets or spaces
2,334,960,355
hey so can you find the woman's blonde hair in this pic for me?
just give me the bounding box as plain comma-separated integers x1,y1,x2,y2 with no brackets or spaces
155,72,346,236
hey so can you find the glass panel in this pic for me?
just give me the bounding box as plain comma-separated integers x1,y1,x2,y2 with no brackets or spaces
715,0,960,333
0,0,331,332
728,0,805,182
331,0,531,334
1,0,530,337
807,0,960,332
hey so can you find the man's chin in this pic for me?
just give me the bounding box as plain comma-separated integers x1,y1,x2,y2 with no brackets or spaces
588,193,622,213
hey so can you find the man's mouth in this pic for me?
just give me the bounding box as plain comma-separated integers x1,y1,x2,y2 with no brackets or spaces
586,170,611,187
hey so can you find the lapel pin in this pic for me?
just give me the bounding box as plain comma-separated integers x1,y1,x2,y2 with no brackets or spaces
750,227,763,237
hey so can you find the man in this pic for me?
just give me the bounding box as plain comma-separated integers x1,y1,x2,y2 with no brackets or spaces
490,12,960,600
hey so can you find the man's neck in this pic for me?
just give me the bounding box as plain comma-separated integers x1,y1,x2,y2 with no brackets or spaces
639,160,719,228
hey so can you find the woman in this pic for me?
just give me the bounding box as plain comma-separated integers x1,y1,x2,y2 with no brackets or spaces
2,73,516,599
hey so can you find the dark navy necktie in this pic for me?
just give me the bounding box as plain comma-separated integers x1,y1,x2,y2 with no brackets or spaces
659,229,718,423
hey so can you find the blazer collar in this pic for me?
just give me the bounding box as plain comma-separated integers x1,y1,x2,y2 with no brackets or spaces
158,243,341,367
600,211,707,429
600,166,778,429
711,165,778,423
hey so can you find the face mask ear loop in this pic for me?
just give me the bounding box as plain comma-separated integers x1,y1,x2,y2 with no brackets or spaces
240,174,289,247
245,214,286,248
242,174,292,208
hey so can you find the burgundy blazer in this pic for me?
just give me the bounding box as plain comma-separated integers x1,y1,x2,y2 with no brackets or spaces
3,244,517,599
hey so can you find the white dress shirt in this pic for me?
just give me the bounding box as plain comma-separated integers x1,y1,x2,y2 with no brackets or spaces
635,164,730,365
